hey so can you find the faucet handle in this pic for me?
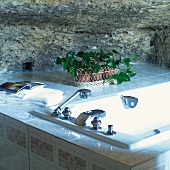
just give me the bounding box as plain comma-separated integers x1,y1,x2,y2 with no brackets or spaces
62,107,72,120
78,89,91,99
105,125,116,135
51,106,62,117
91,117,102,130
74,109,106,126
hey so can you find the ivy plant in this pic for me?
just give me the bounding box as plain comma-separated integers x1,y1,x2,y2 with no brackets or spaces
54,49,139,84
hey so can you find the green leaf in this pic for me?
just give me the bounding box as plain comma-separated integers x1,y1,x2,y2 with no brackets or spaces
84,62,92,72
115,59,121,65
82,53,91,63
112,49,120,54
72,59,77,66
107,52,113,56
116,77,124,84
100,48,104,54
127,71,136,77
110,74,123,84
54,57,62,65
112,73,130,84
77,51,84,57
63,61,71,70
106,59,116,68
99,49,108,59
130,54,139,59
94,65,101,73
66,52,75,58
69,67,77,77
123,58,131,67
119,72,130,81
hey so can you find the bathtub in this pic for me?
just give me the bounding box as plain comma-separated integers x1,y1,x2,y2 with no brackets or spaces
33,82,170,150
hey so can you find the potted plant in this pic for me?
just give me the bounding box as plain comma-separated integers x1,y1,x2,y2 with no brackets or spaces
54,49,139,86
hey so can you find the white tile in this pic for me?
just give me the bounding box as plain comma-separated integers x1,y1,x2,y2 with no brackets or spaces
0,140,6,170
28,126,56,141
30,159,56,170
5,115,28,130
5,142,29,170
90,159,119,170
153,139,170,151
131,151,169,170
143,160,169,170
0,113,5,141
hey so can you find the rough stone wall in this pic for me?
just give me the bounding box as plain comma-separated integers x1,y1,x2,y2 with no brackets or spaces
0,0,170,72
149,27,170,67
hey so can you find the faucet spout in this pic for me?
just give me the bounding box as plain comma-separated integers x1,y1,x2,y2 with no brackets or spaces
120,95,138,109
51,89,91,116
75,109,106,126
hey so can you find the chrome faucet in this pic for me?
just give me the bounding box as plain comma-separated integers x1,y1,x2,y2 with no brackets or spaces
51,89,91,117
120,95,138,109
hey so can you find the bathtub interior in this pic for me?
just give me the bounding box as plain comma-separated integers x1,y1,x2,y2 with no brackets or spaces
69,82,170,136
32,82,170,150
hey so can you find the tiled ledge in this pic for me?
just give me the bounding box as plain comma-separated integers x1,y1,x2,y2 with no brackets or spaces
0,63,169,99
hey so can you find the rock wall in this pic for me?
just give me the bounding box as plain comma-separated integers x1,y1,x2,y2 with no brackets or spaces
0,0,170,72
149,26,170,67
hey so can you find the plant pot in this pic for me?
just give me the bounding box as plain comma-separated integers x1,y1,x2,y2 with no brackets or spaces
102,67,114,79
75,68,114,87
76,71,91,82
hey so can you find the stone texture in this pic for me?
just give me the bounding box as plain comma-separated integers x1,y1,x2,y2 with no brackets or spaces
58,148,87,170
0,0,169,72
149,27,170,67
6,125,26,148
30,136,54,162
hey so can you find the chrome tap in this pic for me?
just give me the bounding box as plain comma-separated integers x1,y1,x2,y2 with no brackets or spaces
51,89,91,117
74,109,106,126
120,95,138,109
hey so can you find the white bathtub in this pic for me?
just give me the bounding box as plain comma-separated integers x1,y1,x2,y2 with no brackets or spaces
33,82,170,150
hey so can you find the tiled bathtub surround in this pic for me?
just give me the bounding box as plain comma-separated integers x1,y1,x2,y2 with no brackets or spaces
92,165,105,170
0,63,169,170
0,114,4,139
6,125,26,149
0,122,3,137
58,148,87,170
30,136,54,162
